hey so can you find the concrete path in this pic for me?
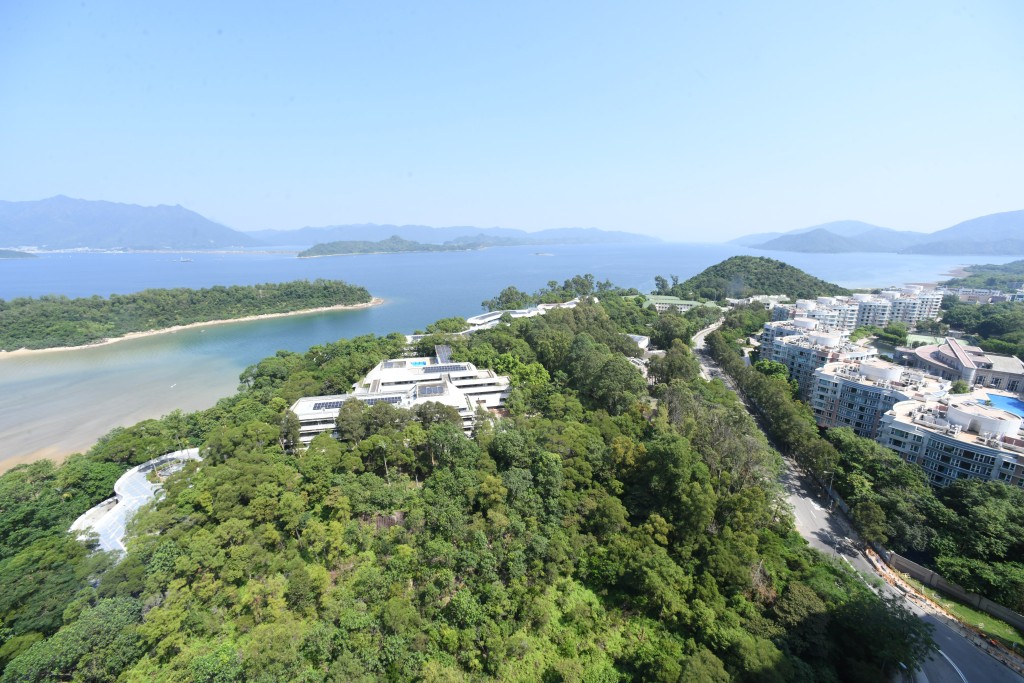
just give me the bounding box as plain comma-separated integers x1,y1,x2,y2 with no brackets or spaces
70,448,200,553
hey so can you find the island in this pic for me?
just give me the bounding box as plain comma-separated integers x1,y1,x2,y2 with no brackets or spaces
298,235,490,258
0,278,375,351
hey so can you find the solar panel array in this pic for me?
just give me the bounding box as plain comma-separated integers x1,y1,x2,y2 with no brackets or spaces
424,364,466,374
364,396,403,406
418,385,445,397
312,400,346,411
382,361,404,369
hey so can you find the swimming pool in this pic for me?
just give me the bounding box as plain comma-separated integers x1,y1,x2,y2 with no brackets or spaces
410,361,427,367
985,393,1024,418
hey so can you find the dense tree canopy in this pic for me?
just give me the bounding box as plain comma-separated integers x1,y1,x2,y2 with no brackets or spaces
0,280,936,681
941,259,1024,293
658,256,850,301
941,300,1024,360
0,279,372,350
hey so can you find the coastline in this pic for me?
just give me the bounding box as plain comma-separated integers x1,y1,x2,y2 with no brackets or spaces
905,264,969,289
0,297,384,358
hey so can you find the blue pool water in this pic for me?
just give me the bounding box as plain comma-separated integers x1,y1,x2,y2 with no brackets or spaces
986,394,1024,418
410,361,427,367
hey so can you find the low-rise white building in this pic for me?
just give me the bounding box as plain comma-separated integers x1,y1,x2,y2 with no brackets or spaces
896,337,1024,392
635,295,722,314
407,298,586,343
291,347,511,443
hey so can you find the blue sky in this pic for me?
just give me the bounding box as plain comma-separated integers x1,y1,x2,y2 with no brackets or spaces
1,1,1022,240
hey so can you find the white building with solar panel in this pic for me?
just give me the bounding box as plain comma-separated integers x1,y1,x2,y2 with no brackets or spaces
290,346,511,443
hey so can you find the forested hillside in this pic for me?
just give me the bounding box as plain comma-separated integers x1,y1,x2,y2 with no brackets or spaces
0,279,372,350
941,300,1024,360
941,259,1024,292
659,256,850,301
0,282,933,681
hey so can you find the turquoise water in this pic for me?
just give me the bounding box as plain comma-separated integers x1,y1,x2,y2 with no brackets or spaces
0,244,1015,469
986,394,1024,418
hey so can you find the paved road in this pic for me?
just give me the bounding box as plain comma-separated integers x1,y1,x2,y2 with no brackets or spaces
693,324,1022,683
785,460,1022,683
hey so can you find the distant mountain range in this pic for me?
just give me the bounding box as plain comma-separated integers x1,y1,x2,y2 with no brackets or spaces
0,197,658,251
0,196,260,250
731,211,1024,255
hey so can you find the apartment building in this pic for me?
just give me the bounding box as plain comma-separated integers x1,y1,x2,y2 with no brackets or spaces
762,329,877,398
878,390,1024,488
811,359,950,438
770,288,942,331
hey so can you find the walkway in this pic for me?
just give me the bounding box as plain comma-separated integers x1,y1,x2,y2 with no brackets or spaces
69,448,201,553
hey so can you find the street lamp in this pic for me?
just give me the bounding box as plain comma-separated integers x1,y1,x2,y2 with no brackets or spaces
822,470,835,511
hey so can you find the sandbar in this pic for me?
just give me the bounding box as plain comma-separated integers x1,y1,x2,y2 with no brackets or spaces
0,297,384,358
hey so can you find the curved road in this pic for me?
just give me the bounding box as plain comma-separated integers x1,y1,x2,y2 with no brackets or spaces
694,321,1022,683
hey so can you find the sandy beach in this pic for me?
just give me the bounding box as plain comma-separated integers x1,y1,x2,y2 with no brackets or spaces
0,297,384,358
905,265,969,289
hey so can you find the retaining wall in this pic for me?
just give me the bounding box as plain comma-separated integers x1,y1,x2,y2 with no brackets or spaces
888,552,1024,633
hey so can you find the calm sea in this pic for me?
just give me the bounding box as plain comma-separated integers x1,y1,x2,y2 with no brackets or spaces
0,244,1011,469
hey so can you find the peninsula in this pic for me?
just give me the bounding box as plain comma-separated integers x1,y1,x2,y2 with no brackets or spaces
0,249,35,259
0,279,375,351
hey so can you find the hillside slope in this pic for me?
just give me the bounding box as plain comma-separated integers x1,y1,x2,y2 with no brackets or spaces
672,255,851,300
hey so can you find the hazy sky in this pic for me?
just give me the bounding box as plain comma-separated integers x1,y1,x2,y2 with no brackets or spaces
2,2,1022,240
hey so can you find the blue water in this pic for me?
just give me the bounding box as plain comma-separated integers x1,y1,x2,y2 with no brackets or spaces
986,394,1024,418
0,244,1015,468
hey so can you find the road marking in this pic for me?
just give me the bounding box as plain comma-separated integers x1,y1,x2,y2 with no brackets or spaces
939,649,969,683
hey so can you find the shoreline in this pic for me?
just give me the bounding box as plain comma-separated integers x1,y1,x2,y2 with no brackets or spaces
0,297,384,358
905,265,968,289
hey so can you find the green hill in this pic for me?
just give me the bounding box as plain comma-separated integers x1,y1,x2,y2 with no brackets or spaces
672,255,850,300
942,259,1024,292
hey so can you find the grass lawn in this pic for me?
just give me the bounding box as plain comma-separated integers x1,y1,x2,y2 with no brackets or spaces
904,576,1024,651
